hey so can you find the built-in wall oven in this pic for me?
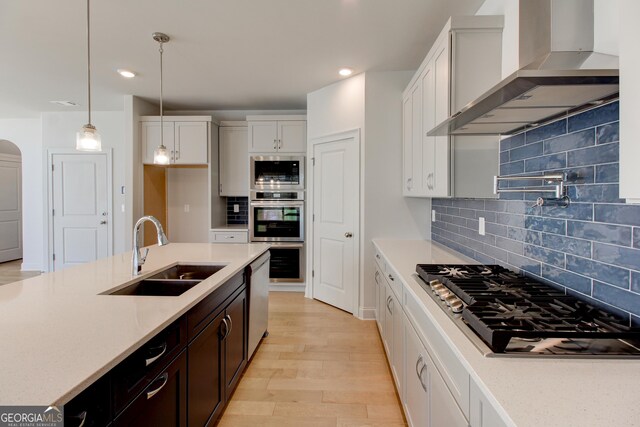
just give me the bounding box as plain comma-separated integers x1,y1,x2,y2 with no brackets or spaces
250,155,304,190
250,189,305,282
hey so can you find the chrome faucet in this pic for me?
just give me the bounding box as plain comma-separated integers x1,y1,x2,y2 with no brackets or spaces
132,215,169,276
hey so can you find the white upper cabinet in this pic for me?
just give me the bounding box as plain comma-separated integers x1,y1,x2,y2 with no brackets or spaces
219,126,248,197
402,16,503,198
247,116,306,153
140,117,211,165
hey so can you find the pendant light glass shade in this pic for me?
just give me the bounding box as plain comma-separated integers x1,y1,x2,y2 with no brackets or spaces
76,0,101,152
153,145,170,165
76,124,102,151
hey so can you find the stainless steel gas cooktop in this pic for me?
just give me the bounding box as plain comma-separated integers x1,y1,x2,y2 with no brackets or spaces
416,264,640,358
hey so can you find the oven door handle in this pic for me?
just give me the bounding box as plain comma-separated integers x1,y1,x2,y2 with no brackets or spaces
250,201,305,207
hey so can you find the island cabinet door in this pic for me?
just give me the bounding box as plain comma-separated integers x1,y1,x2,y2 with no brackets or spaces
113,350,187,427
224,287,248,397
187,310,226,427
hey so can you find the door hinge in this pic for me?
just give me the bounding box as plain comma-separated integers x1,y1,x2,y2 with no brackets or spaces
311,157,315,166
52,253,56,261
312,270,314,278
51,164,54,172
312,213,315,222
52,209,55,216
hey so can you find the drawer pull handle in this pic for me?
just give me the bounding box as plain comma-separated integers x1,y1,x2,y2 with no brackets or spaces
146,373,169,400
145,342,167,366
374,271,380,283
388,274,394,281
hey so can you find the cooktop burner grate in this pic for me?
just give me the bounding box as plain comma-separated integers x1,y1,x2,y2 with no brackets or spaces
416,264,640,354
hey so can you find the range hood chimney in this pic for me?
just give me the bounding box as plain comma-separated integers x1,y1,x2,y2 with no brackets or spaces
429,0,619,136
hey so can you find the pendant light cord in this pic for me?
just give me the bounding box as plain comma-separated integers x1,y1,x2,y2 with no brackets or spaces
159,40,164,148
86,0,92,126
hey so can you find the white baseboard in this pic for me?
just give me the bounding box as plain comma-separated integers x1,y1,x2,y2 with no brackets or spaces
21,262,43,272
269,284,306,293
358,307,376,320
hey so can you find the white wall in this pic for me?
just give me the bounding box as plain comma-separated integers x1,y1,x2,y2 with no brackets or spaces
0,119,44,271
306,72,429,317
307,74,366,140
167,168,210,243
124,96,158,250
363,71,430,311
42,111,127,257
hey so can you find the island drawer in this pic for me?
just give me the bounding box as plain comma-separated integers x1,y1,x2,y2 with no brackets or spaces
111,316,187,415
63,373,111,427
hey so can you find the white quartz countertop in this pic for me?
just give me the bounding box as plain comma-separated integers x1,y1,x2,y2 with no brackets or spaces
0,243,270,406
373,239,640,427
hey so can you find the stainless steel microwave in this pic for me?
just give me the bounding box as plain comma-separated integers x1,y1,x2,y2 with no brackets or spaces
250,155,305,190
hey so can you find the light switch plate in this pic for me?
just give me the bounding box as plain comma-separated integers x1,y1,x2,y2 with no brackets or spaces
431,209,436,222
479,217,485,235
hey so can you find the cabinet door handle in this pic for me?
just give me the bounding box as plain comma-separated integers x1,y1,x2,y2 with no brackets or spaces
345,232,353,238
416,355,425,380
376,254,380,260
387,296,393,314
406,178,412,191
374,270,380,283
225,314,233,336
221,317,229,340
419,364,428,392
273,139,277,150
175,150,180,160
146,373,169,399
278,139,282,149
70,411,87,427
388,274,394,282
145,342,167,366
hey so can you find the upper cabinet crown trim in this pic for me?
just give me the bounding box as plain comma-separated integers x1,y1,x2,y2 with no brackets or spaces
245,115,306,121
140,116,213,122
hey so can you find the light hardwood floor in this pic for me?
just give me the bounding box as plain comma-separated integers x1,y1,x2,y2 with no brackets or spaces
0,259,40,286
218,292,406,427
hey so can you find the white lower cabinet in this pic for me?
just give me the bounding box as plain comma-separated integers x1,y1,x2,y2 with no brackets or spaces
404,320,467,427
470,379,508,427
374,249,511,427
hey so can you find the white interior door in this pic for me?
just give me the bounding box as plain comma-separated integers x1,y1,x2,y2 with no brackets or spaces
312,133,359,313
51,153,110,270
0,156,22,263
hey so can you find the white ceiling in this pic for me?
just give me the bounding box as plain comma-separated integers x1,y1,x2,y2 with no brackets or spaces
0,0,484,117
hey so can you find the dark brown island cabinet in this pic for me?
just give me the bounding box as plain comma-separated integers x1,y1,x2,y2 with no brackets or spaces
63,268,250,427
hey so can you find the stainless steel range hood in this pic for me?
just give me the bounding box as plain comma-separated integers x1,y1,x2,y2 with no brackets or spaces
429,0,619,137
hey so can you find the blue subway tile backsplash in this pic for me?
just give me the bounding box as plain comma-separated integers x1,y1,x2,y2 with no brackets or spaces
431,101,640,323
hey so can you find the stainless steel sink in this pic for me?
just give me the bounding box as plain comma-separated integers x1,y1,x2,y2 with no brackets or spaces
146,264,227,281
108,279,201,296
106,264,227,296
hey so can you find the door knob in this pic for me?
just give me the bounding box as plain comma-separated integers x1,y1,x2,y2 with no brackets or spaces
345,232,353,238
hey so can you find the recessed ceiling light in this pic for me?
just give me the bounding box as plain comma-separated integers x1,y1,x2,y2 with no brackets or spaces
117,69,136,78
50,101,79,107
339,68,353,77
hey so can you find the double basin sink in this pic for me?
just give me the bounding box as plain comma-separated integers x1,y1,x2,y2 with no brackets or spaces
108,264,227,296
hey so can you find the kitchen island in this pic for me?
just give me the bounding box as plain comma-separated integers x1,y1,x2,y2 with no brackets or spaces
374,239,640,427
0,243,270,407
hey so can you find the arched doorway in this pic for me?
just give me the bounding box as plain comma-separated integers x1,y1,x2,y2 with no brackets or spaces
0,140,23,265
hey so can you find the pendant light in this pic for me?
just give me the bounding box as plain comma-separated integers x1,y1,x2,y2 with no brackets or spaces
153,32,171,165
76,0,101,152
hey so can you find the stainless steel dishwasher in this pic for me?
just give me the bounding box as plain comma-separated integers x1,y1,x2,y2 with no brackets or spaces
247,251,270,358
